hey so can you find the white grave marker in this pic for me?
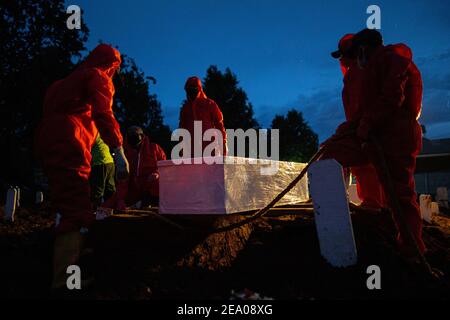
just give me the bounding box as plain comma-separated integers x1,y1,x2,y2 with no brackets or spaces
436,187,449,209
36,191,44,205
15,187,21,207
308,159,357,267
430,202,440,217
419,194,433,223
348,184,361,205
5,187,18,222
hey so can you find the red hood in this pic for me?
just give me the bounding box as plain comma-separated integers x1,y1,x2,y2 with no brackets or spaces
185,76,207,100
79,44,121,77
386,43,413,61
367,43,413,71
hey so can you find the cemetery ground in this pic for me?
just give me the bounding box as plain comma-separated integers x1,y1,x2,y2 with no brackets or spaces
0,204,449,300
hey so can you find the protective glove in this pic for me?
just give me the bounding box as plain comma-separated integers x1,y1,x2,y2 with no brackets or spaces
147,172,159,182
112,147,130,180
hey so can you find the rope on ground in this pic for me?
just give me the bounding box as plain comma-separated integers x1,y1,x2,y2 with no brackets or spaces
113,208,185,230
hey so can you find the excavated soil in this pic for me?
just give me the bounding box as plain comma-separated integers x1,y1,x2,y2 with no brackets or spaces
1,205,449,300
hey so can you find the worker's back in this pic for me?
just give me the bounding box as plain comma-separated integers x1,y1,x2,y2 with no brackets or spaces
180,97,222,133
43,67,107,119
36,44,122,170
361,43,423,156
361,43,422,124
37,68,99,168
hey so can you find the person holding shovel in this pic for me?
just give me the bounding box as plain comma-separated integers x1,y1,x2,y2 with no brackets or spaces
322,29,425,255
331,33,386,210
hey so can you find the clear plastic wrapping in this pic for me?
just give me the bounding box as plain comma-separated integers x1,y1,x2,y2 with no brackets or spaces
159,156,309,214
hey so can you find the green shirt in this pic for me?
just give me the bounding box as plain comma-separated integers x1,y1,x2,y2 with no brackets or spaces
91,135,114,166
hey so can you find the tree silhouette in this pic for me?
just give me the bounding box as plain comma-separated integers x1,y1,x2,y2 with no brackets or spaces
271,109,318,162
112,54,172,155
202,66,259,130
0,0,174,188
0,0,89,186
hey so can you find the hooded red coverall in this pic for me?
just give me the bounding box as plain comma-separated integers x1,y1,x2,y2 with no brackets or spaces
36,44,123,234
322,44,425,253
179,77,227,157
340,56,385,208
104,136,166,209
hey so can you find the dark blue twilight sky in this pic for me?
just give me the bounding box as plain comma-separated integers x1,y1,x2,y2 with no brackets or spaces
70,0,450,141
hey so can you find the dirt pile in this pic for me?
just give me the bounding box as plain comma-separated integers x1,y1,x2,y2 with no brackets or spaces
1,206,449,299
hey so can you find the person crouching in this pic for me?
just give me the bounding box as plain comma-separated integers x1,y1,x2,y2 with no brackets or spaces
103,126,166,210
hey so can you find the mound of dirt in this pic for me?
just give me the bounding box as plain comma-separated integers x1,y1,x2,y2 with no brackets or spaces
0,206,449,299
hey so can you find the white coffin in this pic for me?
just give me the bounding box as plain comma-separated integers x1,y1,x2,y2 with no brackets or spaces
158,156,309,214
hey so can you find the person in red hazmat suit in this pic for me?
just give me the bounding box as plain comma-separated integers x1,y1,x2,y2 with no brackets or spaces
331,34,386,209
103,126,167,209
322,29,425,254
36,44,129,289
179,76,227,158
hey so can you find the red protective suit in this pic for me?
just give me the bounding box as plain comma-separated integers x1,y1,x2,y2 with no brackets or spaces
323,43,425,253
103,136,166,209
179,77,227,157
36,44,123,234
340,46,385,209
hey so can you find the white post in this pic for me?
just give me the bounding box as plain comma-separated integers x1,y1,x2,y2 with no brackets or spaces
419,194,433,223
419,195,441,223
35,191,44,205
430,202,440,217
348,184,361,205
5,187,18,222
15,186,21,208
436,187,449,209
308,159,358,267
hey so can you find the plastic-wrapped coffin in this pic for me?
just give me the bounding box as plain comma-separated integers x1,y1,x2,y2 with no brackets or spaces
159,156,309,214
